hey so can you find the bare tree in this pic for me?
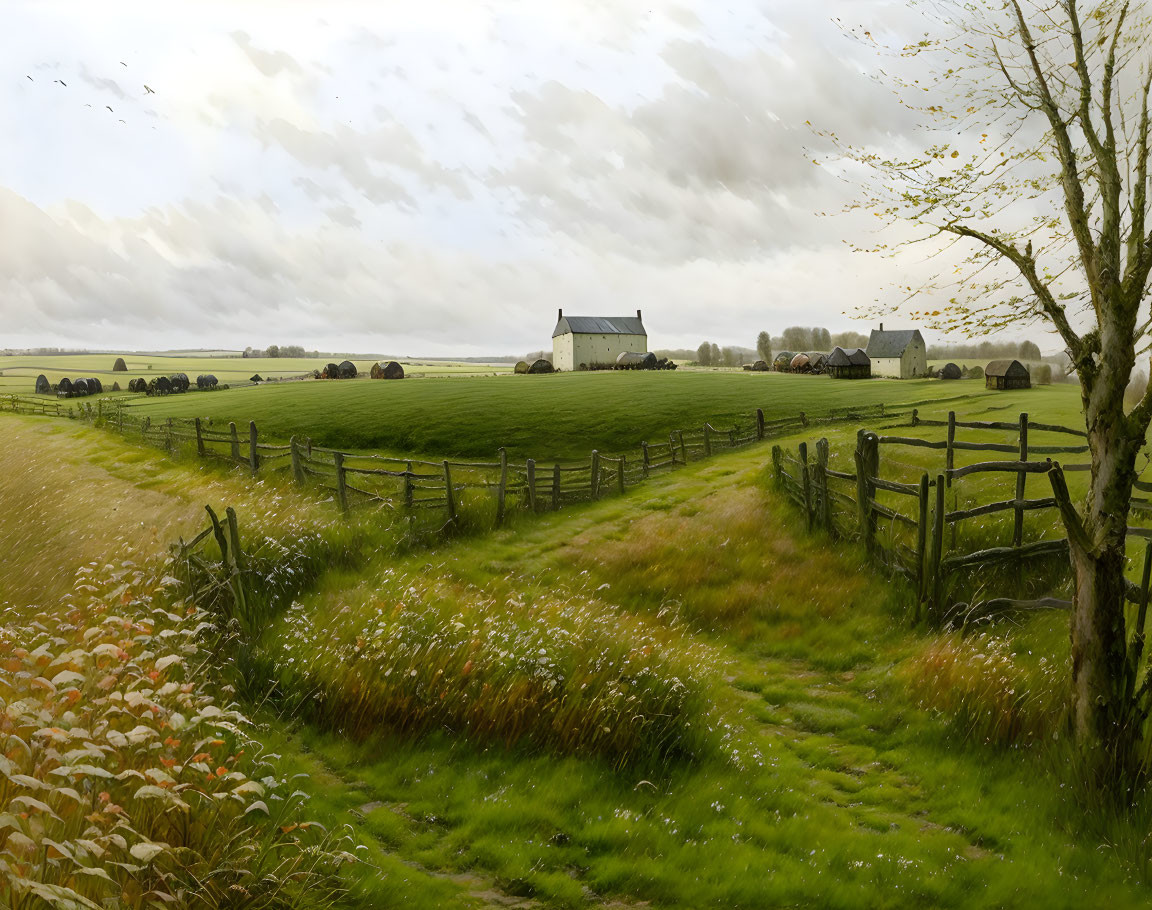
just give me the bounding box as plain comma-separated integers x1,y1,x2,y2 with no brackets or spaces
834,0,1152,773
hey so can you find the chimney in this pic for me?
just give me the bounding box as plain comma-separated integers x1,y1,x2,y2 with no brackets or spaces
558,308,563,320
636,309,642,319
879,322,884,331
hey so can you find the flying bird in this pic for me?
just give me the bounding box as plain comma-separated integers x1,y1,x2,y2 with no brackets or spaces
54,79,67,86
106,105,113,112
120,61,127,66
25,75,32,81
144,84,154,94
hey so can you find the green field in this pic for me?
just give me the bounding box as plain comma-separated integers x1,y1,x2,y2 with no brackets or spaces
7,411,1152,908
0,352,512,394
111,370,1077,461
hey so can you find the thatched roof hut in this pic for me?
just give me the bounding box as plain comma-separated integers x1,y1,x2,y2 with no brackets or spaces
128,378,147,393
773,352,795,372
789,353,812,373
169,373,189,392
338,360,357,379
88,377,104,394
112,357,127,372
985,360,1030,390
58,377,74,396
940,362,962,380
528,359,555,374
35,374,50,394
196,374,218,390
827,347,871,380
73,378,90,396
514,360,529,374
111,382,120,392
804,352,829,374
322,363,339,379
752,360,770,372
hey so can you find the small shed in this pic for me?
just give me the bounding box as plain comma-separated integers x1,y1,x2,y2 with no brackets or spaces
752,360,770,372
789,353,812,373
773,352,795,372
250,373,264,383
338,360,357,379
805,352,829,374
985,360,1030,390
35,374,50,394
58,377,74,397
528,359,555,374
827,347,871,380
940,362,962,380
112,357,127,372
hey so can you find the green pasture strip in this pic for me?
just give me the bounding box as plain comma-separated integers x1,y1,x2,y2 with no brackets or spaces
103,371,1048,461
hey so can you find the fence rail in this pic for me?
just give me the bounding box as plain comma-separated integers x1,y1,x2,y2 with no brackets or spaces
772,409,1152,625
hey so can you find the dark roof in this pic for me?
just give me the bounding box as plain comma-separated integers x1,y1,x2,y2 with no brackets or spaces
829,347,870,366
985,359,1030,378
553,315,646,338
866,329,923,359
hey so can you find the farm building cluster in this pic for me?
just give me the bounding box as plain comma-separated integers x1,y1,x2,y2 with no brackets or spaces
550,309,675,372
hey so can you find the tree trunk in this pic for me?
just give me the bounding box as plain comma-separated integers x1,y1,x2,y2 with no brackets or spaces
1069,405,1141,773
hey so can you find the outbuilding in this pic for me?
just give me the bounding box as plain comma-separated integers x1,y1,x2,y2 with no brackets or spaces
773,351,795,372
866,325,927,378
985,359,1031,390
827,347,871,379
552,309,647,372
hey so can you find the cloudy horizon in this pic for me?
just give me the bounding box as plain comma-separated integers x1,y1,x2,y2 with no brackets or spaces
0,1,1067,357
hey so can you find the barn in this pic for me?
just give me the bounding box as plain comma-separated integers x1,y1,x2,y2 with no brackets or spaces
866,325,927,379
827,347,871,379
985,359,1031,390
552,309,647,371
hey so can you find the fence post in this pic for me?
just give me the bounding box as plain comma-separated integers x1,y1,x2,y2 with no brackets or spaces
946,411,957,550
678,430,687,464
911,408,919,427
855,430,879,558
229,421,240,461
617,455,626,495
195,417,206,457
703,425,712,457
916,474,930,623
552,463,560,510
1014,412,1029,549
642,442,650,478
290,436,305,484
929,474,946,623
756,408,765,440
443,461,456,525
405,461,414,510
800,411,808,428
772,445,782,485
816,438,831,531
165,417,173,453
142,416,151,437
526,459,537,512
496,447,508,526
334,453,349,513
248,421,259,474
799,442,813,532
590,450,601,499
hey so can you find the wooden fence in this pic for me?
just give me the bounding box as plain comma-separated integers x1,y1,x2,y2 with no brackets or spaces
2,392,951,533
774,411,1152,625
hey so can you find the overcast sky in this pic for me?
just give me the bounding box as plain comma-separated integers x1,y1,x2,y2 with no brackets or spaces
0,1,1059,356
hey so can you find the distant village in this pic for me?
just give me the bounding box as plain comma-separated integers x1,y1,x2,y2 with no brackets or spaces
546,310,1054,389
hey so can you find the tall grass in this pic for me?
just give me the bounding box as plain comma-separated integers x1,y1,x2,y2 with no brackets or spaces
904,631,1068,747
0,563,356,909
268,571,726,768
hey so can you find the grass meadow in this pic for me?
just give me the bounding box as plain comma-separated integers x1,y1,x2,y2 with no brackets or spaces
115,370,1032,460
8,373,1152,908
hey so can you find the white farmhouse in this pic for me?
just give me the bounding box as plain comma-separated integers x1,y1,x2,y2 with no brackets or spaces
866,325,928,379
552,309,647,371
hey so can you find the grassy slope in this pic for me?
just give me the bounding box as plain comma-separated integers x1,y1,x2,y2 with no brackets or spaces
112,371,1046,461
263,434,1151,909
